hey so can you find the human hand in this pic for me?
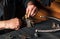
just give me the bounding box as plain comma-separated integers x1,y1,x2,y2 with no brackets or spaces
5,18,21,30
26,2,37,18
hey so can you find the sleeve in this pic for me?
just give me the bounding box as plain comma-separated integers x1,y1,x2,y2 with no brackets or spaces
40,0,52,6
23,0,36,8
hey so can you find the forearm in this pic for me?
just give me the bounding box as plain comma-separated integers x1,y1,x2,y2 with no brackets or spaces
0,21,6,30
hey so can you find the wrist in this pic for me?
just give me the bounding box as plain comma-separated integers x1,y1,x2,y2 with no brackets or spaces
0,21,6,30
27,1,34,6
4,20,10,29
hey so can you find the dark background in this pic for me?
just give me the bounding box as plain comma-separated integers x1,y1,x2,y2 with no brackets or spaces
4,0,25,20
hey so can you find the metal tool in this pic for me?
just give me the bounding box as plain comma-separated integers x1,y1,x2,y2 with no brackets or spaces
22,14,35,28
40,16,60,21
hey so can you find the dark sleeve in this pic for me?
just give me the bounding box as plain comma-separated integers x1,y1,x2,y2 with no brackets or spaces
40,0,52,6
4,0,16,20
23,0,36,8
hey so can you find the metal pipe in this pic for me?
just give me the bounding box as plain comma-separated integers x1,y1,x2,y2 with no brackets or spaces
40,16,60,21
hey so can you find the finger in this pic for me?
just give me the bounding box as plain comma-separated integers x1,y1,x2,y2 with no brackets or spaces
27,7,33,18
32,13,36,16
15,27,19,30
32,8,38,16
26,8,29,18
26,8,29,15
31,7,36,16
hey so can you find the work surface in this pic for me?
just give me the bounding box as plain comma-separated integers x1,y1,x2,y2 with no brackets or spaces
0,19,60,39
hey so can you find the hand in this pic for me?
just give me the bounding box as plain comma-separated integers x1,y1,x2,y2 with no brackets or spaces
5,18,21,30
26,2,37,18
